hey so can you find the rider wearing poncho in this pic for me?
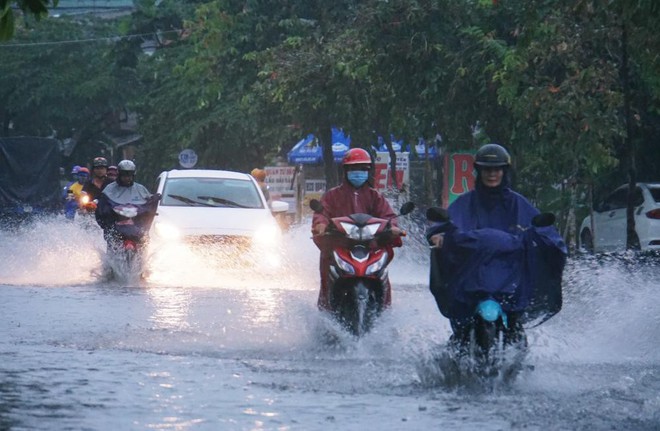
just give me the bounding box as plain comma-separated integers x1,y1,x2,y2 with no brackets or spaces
427,144,567,342
95,160,157,250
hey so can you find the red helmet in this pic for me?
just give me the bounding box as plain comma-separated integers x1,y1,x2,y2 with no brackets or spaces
78,167,90,175
342,148,372,166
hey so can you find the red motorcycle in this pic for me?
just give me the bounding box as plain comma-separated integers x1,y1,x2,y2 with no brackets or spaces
311,199,415,336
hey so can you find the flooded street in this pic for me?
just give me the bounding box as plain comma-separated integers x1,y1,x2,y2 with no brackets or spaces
1,218,659,430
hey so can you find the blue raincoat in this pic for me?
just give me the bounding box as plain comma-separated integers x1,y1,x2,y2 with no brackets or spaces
428,185,567,326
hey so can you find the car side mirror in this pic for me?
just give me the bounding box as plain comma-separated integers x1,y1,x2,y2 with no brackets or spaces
271,200,289,213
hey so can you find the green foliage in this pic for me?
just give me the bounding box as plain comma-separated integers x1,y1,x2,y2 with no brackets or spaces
0,0,58,40
1,0,660,241
0,15,132,145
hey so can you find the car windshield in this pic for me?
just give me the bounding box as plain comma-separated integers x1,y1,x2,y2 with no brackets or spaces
161,177,264,209
649,186,660,203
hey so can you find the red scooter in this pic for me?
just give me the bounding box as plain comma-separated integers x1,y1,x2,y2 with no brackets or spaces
311,200,415,336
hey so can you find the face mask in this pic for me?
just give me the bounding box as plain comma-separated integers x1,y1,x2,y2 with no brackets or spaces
347,171,369,188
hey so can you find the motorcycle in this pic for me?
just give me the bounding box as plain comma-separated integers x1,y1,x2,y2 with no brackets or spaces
63,191,97,221
426,207,565,380
310,199,415,336
103,199,158,280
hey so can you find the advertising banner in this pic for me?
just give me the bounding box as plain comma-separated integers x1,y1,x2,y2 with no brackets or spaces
265,166,298,214
443,152,476,207
373,152,409,191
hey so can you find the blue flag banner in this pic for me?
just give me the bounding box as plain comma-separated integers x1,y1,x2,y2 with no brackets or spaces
287,127,351,165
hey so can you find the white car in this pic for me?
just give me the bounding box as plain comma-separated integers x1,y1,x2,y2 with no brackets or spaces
150,169,289,266
579,182,660,252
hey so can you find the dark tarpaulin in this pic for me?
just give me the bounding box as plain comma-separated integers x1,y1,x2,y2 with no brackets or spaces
0,137,62,217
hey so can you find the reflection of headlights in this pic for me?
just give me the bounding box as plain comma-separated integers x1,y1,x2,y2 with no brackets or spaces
333,251,355,274
252,224,281,247
366,252,388,275
155,222,181,240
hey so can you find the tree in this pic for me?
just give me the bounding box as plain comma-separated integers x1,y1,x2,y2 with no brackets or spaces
0,0,58,40
0,14,136,165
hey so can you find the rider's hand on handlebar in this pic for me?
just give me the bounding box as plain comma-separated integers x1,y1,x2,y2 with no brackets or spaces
390,226,406,237
429,233,444,248
313,223,328,236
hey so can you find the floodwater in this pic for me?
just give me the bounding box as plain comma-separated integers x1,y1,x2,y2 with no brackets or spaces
1,216,659,430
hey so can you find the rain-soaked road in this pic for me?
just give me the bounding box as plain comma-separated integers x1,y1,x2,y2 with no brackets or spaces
1,217,659,430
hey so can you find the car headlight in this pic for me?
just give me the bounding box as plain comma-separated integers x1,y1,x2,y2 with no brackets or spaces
252,223,282,247
333,251,355,274
366,251,388,275
154,222,181,240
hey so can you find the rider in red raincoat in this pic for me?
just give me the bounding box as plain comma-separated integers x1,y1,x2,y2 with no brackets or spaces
311,148,403,310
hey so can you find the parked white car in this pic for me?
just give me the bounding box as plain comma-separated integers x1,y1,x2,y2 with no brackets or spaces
579,182,660,252
150,169,289,266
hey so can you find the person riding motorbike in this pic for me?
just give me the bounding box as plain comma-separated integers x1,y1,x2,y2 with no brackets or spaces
106,165,118,182
311,148,404,310
95,160,159,253
82,156,113,201
63,167,89,219
427,143,567,348
62,165,81,198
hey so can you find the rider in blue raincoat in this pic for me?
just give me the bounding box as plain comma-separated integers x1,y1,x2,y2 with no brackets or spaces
427,144,567,344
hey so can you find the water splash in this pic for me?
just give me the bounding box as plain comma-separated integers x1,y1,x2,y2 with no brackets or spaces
0,215,104,285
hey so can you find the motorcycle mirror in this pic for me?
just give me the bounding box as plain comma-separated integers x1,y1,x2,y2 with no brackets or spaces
309,199,324,213
426,207,450,222
399,202,415,216
532,212,555,227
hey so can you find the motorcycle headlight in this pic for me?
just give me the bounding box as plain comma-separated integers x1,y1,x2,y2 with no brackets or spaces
366,251,388,275
154,222,181,240
340,222,381,240
333,251,355,274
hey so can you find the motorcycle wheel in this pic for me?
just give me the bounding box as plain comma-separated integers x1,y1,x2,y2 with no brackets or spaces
472,319,504,377
332,281,379,337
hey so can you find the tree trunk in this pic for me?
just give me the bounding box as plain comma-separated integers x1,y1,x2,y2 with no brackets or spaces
562,180,577,252
320,127,338,189
620,21,637,250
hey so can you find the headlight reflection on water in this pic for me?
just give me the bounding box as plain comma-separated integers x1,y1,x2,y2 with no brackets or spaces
147,285,192,330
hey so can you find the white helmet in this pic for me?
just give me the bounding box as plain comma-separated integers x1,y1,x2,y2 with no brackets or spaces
117,160,136,172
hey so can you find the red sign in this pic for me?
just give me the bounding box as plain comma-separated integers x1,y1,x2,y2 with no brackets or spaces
373,152,409,190
442,152,476,207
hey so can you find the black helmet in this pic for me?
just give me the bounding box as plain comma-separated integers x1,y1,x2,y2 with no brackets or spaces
474,143,511,168
92,157,109,168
